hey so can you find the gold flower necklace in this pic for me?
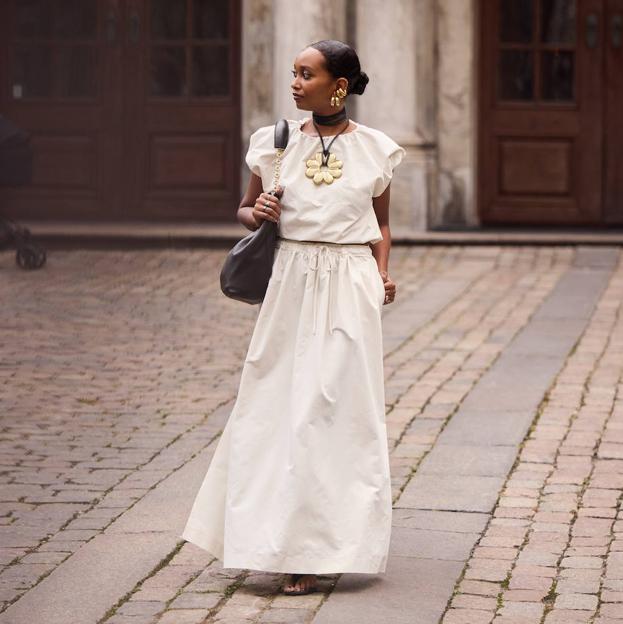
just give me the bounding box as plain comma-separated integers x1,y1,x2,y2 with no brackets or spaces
305,118,349,185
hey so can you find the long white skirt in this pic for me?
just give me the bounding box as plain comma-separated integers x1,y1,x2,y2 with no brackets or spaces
181,238,391,574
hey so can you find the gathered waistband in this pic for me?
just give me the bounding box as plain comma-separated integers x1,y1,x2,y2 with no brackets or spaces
276,237,372,256
274,237,373,334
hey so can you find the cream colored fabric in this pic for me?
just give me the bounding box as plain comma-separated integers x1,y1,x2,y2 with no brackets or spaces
182,239,391,573
245,118,406,245
181,120,405,574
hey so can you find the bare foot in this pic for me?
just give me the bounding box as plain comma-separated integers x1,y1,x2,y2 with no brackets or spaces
282,573,318,595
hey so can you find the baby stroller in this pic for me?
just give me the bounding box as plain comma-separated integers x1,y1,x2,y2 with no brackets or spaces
0,115,46,269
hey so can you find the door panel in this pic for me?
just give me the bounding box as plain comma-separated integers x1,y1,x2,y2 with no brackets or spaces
0,0,121,219
123,0,240,220
479,0,604,225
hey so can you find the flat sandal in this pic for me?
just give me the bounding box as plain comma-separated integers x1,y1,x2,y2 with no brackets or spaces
282,573,318,595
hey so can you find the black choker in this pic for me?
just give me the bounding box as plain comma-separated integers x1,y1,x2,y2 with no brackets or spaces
312,108,347,126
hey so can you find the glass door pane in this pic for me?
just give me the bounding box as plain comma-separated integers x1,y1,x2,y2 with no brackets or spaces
500,0,534,42
541,50,575,100
148,0,230,99
151,0,186,39
151,47,187,96
191,0,229,96
10,0,98,100
497,0,577,103
541,0,576,43
193,0,228,38
150,0,187,96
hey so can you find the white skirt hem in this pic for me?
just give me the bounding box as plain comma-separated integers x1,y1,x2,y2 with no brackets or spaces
181,520,389,575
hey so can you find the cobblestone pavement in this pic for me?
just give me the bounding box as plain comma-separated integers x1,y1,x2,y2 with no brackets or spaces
442,253,623,624
0,245,621,624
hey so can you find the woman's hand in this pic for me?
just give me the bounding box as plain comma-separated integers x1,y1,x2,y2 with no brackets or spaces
251,185,284,226
380,270,396,305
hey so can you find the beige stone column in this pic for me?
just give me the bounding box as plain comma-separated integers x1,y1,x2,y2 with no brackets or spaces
242,0,274,139
241,0,274,193
356,0,436,232
433,0,479,227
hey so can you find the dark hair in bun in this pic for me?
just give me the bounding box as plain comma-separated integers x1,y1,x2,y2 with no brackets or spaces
350,71,369,95
309,39,369,96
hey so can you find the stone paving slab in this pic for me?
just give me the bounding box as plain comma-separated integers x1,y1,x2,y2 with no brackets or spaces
389,526,482,561
509,318,588,357
572,246,621,269
532,267,613,320
459,354,565,412
418,443,518,477
440,410,534,447
313,557,464,624
0,532,179,624
397,474,508,513
392,509,489,534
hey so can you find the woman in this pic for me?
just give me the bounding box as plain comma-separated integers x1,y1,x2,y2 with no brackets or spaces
181,39,405,596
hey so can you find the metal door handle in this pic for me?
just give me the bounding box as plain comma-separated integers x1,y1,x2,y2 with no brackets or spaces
612,14,622,48
129,12,140,44
586,13,599,48
106,11,117,44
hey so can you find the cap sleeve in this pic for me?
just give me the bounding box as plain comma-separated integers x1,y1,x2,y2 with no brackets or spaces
244,124,274,176
371,134,406,198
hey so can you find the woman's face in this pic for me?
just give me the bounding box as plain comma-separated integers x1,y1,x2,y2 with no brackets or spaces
290,47,348,114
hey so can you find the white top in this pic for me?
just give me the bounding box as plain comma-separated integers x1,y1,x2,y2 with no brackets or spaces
245,117,406,245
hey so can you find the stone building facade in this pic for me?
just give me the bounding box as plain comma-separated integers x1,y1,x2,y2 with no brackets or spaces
1,1,618,228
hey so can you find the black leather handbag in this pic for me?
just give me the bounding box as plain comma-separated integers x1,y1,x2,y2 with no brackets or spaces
219,119,289,304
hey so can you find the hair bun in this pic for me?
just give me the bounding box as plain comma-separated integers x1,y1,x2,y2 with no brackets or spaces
351,71,369,95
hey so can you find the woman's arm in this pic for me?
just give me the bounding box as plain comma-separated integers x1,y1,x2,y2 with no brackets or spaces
237,173,283,231
237,173,264,231
371,184,396,304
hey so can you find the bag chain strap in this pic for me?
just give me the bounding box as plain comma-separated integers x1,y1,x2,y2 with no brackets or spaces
270,148,284,195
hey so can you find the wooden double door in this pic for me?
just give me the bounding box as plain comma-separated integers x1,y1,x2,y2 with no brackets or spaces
479,0,623,225
0,0,240,221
